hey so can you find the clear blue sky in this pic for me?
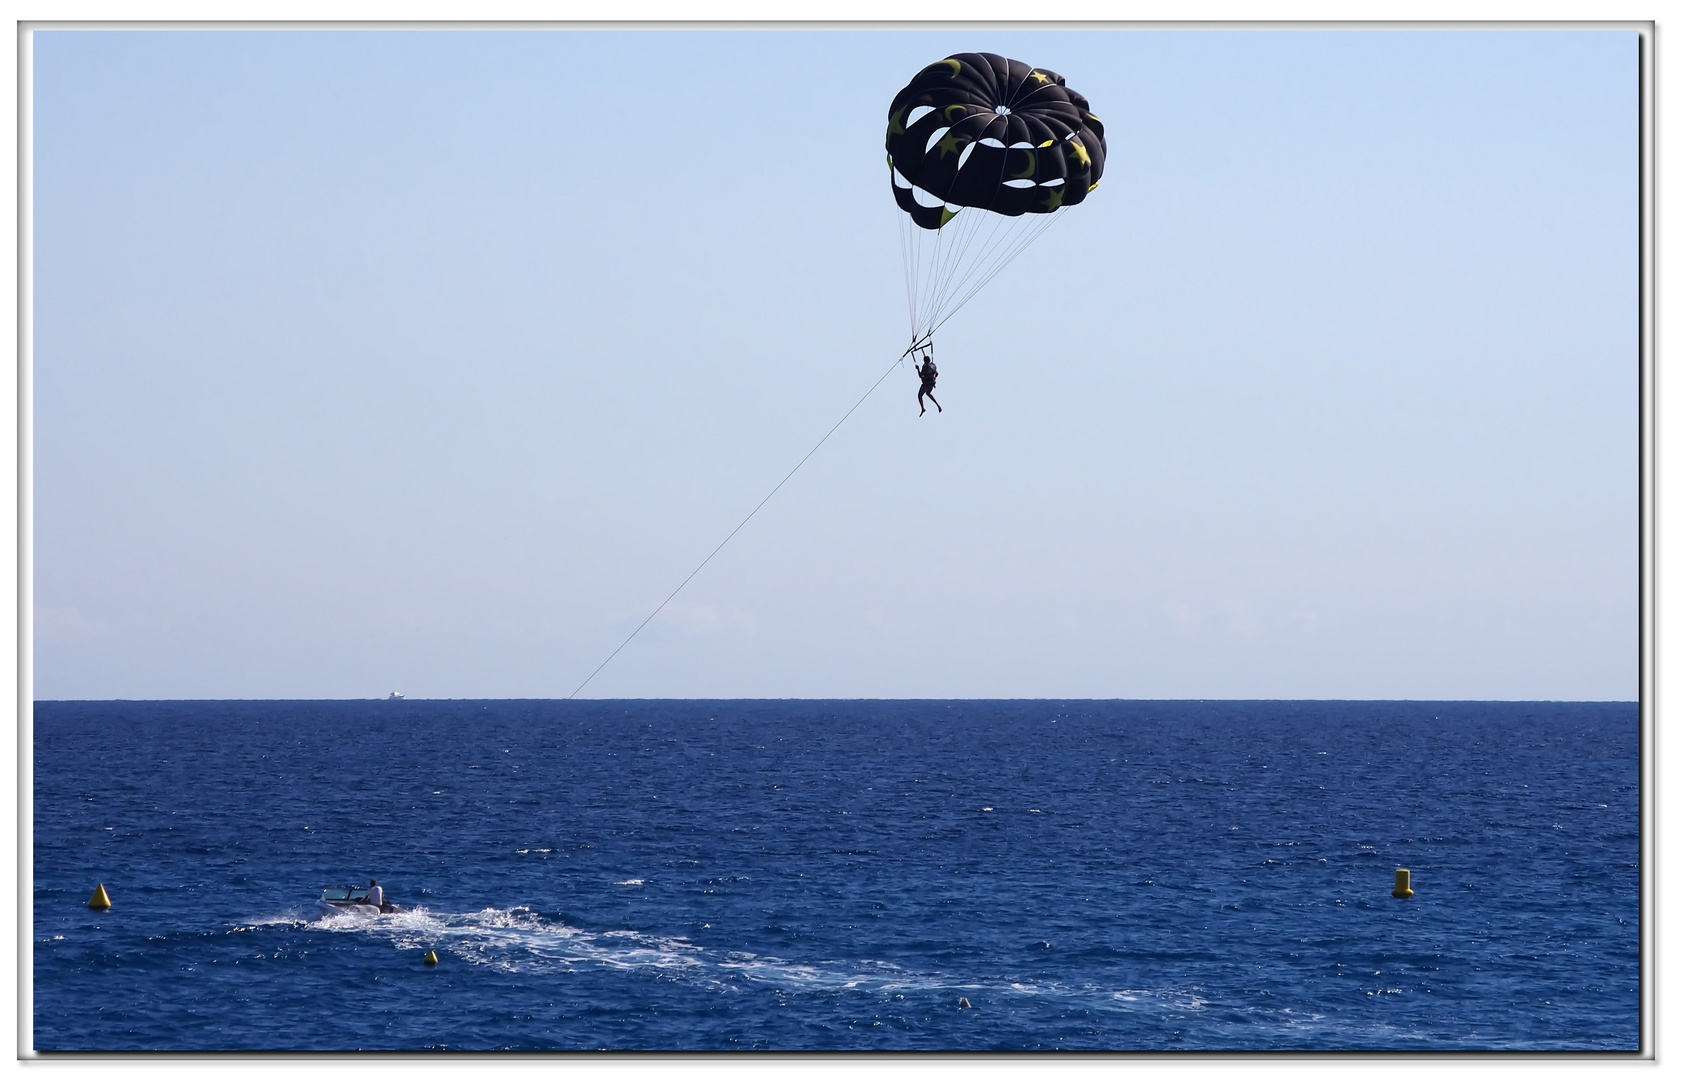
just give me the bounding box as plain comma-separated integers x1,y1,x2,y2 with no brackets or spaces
31,28,1637,700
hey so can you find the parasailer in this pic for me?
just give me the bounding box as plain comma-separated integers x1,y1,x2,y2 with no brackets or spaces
887,53,1106,408
915,346,941,415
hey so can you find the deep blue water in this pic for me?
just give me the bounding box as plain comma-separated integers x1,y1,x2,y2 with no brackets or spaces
33,699,1639,1051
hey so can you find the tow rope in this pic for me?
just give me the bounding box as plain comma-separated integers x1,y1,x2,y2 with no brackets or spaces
568,351,913,699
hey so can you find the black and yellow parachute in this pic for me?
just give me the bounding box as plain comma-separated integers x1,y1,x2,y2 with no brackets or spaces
887,53,1107,345
887,53,1107,229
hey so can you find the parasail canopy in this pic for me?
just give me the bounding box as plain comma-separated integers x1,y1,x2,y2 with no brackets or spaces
887,52,1107,229
886,53,1108,347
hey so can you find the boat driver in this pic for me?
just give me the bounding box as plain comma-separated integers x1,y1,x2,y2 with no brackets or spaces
364,878,384,909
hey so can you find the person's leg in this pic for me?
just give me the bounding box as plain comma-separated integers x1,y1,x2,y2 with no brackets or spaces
918,389,927,415
928,393,941,413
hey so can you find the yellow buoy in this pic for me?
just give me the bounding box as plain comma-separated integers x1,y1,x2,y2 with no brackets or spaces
87,883,111,910
423,950,439,966
1392,868,1413,899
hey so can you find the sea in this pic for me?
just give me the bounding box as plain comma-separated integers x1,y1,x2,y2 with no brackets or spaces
32,698,1640,1052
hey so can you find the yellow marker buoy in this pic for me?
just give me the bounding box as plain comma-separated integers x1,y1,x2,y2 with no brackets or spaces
87,883,111,910
1392,868,1413,899
423,950,439,966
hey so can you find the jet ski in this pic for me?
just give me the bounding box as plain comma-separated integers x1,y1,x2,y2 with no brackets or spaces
313,885,402,919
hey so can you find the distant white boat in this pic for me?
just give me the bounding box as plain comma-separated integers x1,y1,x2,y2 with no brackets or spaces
387,691,404,700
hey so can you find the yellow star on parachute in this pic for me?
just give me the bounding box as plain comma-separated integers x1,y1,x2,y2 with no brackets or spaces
1040,187,1064,211
1066,138,1091,168
888,107,907,135
936,131,970,159
1028,70,1051,84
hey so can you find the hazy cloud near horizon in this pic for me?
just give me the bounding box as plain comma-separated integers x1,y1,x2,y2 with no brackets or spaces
31,29,1637,700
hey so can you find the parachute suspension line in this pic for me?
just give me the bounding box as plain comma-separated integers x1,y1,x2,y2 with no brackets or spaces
899,208,922,341
927,208,1066,340
909,217,933,340
896,202,920,338
900,203,1066,348
927,210,1065,341
908,208,989,344
909,215,936,341
920,210,1008,333
902,206,1065,345
915,214,941,339
954,212,1053,310
917,210,981,338
919,139,1005,336
567,353,908,700
904,211,943,344
943,213,1031,312
895,190,943,346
